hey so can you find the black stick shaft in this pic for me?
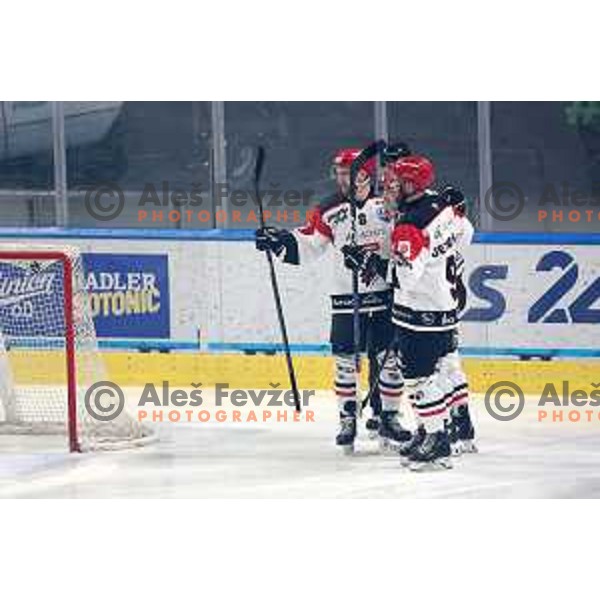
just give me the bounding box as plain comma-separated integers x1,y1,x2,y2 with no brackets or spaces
348,140,386,417
361,336,396,411
350,199,362,414
254,147,301,412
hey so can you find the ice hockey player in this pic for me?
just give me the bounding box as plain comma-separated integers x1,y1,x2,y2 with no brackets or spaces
438,186,477,454
255,147,410,452
381,153,476,457
386,155,468,470
361,141,412,436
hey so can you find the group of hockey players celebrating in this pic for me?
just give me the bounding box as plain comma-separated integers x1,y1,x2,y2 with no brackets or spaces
255,142,476,470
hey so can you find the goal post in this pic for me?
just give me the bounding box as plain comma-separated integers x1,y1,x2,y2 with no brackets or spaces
0,245,153,451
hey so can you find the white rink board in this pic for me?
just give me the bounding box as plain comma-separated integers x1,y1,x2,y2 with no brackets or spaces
1,235,598,356
463,243,600,353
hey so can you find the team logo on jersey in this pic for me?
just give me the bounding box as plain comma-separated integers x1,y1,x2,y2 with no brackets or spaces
440,313,457,326
396,240,411,257
358,213,367,225
374,205,391,222
421,312,435,325
327,206,349,226
432,211,454,239
362,293,378,305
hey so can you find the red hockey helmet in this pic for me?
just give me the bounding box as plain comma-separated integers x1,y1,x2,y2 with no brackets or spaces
333,148,376,177
390,155,435,193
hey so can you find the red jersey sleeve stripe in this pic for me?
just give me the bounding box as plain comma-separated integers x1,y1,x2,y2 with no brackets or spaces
298,209,334,242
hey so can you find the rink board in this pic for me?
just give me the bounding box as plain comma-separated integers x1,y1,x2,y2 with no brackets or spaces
3,350,598,395
0,229,598,391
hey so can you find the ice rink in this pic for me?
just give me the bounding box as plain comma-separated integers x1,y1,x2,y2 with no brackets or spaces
1,389,599,498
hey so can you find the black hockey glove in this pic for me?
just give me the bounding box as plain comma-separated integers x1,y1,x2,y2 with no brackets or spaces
341,245,388,286
341,244,367,272
360,253,389,286
255,227,300,265
441,185,466,215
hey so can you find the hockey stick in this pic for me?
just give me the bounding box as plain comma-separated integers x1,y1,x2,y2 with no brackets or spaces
360,331,398,412
349,140,386,418
254,146,302,412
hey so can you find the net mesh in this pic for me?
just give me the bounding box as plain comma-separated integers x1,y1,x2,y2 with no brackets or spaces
0,245,153,450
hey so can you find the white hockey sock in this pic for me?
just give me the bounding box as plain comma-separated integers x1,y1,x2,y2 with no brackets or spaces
378,351,403,413
334,355,357,415
411,376,448,433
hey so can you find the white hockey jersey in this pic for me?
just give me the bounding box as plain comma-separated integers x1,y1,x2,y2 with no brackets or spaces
292,192,393,314
389,190,471,331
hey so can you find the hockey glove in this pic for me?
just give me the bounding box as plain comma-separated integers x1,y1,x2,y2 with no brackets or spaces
360,253,389,286
441,185,466,215
341,244,367,272
341,245,388,286
255,227,300,265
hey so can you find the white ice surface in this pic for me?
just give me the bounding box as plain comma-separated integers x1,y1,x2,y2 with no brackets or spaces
0,390,599,498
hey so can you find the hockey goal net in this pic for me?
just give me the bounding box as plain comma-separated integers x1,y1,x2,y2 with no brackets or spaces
0,245,153,451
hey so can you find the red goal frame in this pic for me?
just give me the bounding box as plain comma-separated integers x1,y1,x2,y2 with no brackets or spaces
0,249,80,452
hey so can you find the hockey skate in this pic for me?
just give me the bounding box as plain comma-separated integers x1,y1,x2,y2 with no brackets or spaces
399,425,426,466
446,418,461,456
336,415,357,455
407,430,453,471
452,405,478,455
365,415,381,440
378,410,411,452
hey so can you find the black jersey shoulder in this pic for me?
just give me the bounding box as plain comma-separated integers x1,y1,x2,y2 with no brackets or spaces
398,191,446,229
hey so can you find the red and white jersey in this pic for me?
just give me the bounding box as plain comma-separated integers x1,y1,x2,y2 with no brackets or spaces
293,192,393,313
389,191,469,331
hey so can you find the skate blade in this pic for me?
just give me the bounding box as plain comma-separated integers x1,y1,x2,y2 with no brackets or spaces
462,440,478,454
399,455,412,467
408,457,453,472
340,444,355,456
379,437,405,456
454,440,478,455
339,438,382,456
